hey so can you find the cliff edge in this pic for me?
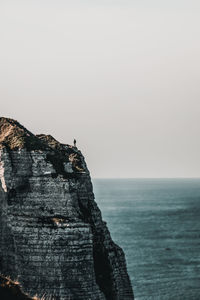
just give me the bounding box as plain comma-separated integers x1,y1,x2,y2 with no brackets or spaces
0,117,134,300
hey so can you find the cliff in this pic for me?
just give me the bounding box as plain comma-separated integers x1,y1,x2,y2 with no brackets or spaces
0,117,134,300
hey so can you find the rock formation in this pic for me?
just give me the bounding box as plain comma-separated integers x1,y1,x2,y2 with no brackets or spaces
0,117,134,300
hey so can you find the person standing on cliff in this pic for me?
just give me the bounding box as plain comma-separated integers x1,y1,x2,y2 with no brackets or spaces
73,139,76,147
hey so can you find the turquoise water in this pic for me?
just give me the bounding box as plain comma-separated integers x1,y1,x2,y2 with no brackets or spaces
93,179,200,300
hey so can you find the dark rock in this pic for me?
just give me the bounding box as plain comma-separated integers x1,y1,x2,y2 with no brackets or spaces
0,117,134,300
0,275,33,300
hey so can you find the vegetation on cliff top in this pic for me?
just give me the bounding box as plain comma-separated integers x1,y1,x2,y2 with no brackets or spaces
0,117,84,177
0,117,48,151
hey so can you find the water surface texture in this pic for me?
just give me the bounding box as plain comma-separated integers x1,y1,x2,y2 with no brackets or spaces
93,179,200,300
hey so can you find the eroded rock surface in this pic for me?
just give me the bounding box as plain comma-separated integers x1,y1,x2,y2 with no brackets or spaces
0,117,134,300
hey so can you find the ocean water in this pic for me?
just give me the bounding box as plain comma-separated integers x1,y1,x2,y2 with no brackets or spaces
92,179,200,300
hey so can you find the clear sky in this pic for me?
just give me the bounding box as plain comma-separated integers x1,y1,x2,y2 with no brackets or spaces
1,0,200,178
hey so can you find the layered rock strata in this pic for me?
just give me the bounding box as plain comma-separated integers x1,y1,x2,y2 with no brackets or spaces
0,117,134,300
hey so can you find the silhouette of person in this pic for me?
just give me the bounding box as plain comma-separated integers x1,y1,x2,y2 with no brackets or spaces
73,139,76,147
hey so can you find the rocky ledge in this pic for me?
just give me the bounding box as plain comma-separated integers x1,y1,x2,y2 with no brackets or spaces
0,117,134,300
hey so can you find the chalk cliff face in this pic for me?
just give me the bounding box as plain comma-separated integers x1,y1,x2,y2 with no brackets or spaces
0,117,134,300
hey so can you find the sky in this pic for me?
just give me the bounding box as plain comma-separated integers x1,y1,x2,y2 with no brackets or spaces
1,0,200,178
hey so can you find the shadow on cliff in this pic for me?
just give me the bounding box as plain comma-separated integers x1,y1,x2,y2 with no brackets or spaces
0,275,43,300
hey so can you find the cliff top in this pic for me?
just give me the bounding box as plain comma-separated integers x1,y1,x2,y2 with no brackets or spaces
0,117,73,152
0,117,84,177
0,117,48,151
36,134,68,151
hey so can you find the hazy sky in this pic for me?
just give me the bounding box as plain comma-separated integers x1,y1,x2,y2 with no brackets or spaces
1,0,200,177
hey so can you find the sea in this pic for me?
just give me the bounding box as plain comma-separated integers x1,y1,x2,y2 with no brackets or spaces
92,178,200,300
